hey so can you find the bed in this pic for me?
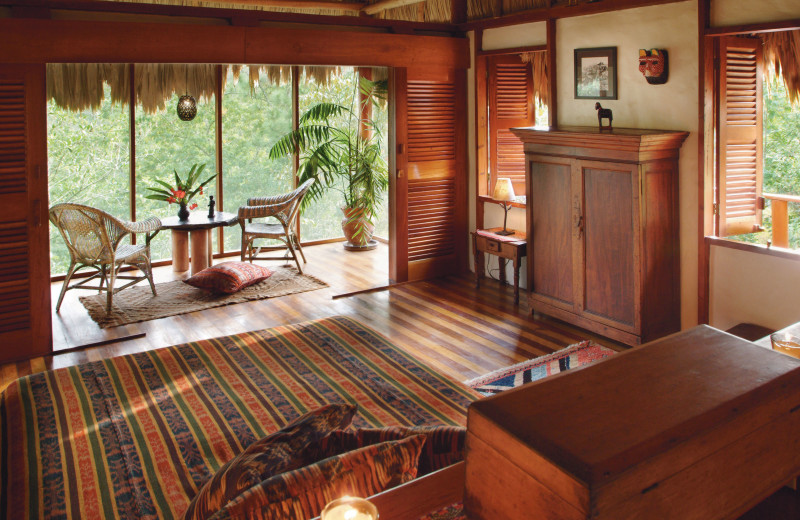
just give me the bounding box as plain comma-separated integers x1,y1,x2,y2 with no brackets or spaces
0,316,479,519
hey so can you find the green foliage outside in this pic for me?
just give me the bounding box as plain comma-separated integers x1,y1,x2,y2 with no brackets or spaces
730,74,800,248
47,66,388,276
47,86,130,275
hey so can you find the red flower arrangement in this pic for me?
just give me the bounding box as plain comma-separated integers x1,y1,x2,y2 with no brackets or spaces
146,163,217,209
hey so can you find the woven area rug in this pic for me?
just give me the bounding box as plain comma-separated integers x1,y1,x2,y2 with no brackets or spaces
465,340,617,396
80,266,328,328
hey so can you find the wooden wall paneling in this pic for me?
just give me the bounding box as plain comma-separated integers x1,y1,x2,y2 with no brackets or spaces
698,0,713,323
0,19,469,70
0,64,52,363
475,31,488,200
454,67,468,274
389,67,409,283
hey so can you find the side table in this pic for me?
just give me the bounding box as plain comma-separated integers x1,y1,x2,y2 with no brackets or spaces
471,228,527,305
160,211,238,275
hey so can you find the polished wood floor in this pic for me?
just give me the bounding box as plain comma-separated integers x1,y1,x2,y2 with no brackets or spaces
2,241,624,393
2,241,799,518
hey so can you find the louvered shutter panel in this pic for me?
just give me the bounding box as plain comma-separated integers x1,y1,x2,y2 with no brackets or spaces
402,68,466,281
489,55,534,195
0,65,51,362
717,37,763,237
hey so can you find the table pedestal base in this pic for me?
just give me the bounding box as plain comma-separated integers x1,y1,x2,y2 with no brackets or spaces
171,229,213,275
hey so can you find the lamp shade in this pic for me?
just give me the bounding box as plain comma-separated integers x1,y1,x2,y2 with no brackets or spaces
492,178,516,202
177,94,197,121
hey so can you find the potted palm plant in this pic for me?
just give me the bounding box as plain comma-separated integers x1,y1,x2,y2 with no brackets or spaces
269,75,388,249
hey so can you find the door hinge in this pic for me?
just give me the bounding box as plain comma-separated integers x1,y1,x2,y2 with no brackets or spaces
757,196,765,210
713,203,719,215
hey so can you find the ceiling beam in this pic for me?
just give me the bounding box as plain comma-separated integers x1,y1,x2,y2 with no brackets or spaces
460,0,690,31
1,0,461,34
361,0,425,16
211,0,365,12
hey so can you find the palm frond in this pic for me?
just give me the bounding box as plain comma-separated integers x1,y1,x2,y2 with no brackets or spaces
299,102,348,124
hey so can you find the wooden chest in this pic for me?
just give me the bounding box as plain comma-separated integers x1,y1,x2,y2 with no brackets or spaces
464,326,800,520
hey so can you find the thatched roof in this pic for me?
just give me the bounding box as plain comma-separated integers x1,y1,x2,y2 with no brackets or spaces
93,0,550,22
761,30,800,105
521,50,549,107
47,63,359,113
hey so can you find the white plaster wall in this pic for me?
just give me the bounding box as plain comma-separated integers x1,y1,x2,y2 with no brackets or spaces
712,0,800,27
482,21,547,50
710,246,800,331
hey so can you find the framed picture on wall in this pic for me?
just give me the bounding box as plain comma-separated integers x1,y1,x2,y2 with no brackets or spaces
574,47,617,99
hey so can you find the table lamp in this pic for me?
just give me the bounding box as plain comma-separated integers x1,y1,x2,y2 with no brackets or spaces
492,178,516,236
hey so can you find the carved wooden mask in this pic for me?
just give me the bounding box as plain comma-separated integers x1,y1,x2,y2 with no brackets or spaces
639,49,669,85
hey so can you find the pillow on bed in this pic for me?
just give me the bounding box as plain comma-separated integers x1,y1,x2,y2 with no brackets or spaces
314,425,466,476
206,434,426,520
183,403,357,520
184,261,272,294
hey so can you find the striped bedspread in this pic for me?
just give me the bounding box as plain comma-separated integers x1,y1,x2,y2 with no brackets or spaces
0,316,479,519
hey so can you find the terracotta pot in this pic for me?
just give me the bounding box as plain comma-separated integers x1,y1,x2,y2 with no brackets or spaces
341,207,374,247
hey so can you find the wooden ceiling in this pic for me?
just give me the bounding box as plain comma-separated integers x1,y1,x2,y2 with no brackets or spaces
6,0,690,29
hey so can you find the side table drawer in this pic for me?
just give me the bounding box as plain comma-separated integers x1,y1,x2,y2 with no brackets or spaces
475,235,501,254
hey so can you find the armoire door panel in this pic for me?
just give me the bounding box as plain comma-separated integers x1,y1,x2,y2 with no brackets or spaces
0,64,51,362
529,157,573,307
582,164,637,329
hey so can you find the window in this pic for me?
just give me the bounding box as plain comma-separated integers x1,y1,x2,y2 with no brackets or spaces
46,64,388,277
221,65,293,252
477,50,548,200
47,82,130,275
715,32,800,249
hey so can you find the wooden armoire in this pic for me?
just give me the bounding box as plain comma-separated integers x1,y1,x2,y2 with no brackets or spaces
511,126,688,346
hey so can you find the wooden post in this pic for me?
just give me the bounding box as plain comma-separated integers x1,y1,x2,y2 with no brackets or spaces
358,67,373,140
546,18,557,128
771,199,789,248
129,63,137,244
215,64,224,255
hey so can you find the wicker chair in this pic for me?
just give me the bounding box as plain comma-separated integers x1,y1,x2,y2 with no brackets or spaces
49,203,161,313
238,179,314,274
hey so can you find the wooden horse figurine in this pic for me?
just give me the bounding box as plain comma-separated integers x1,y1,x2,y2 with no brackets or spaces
595,102,613,130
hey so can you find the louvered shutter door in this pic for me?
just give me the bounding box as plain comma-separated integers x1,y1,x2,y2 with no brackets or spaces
0,65,51,362
403,68,466,281
717,37,763,237
489,55,534,195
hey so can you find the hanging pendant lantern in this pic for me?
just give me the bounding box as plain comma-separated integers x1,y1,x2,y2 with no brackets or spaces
177,94,197,121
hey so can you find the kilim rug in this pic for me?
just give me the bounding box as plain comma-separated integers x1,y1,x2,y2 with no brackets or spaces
80,266,328,328
0,315,480,519
465,340,617,396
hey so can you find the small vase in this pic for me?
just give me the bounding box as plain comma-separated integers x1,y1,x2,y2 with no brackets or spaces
177,202,190,221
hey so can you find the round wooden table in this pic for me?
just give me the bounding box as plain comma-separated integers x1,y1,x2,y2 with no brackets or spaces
160,211,238,275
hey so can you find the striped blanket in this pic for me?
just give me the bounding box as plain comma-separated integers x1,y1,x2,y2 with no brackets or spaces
0,316,479,519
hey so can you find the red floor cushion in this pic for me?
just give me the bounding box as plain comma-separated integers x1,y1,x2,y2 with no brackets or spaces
184,261,272,294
